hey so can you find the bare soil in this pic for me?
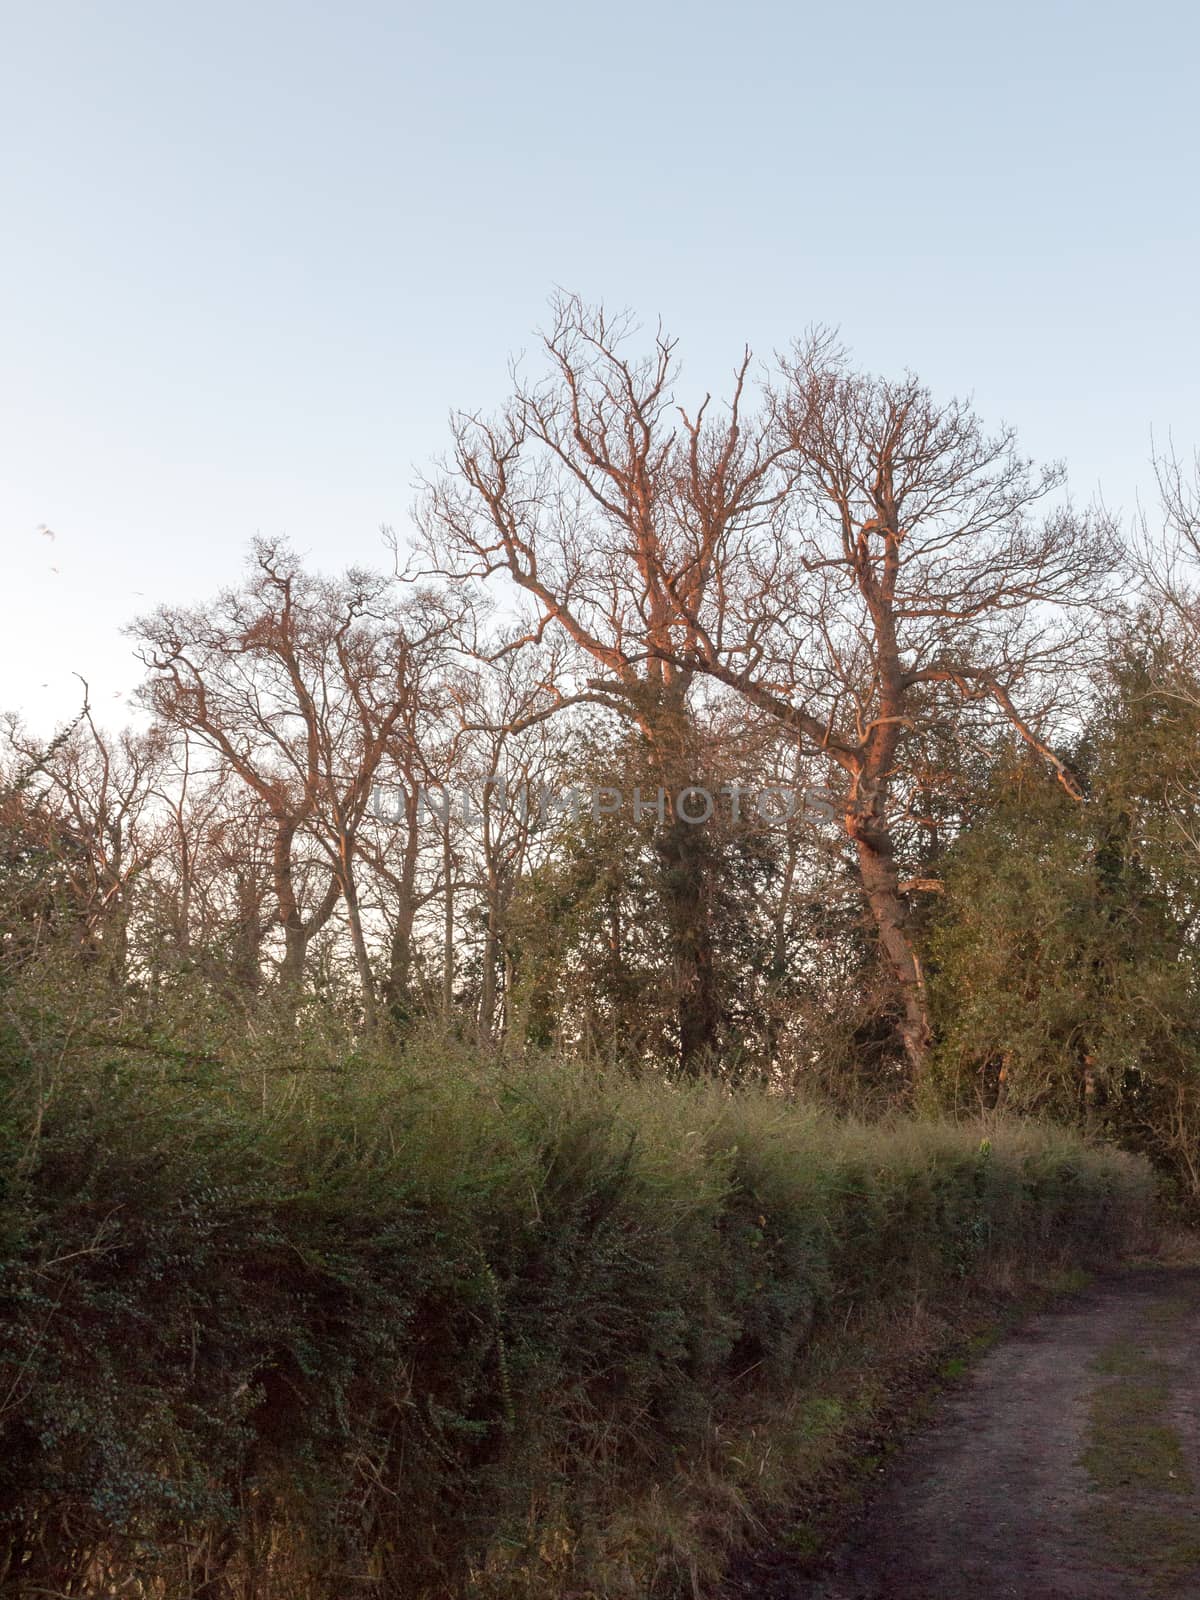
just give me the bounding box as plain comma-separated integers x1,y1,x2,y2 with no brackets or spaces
744,1265,1200,1600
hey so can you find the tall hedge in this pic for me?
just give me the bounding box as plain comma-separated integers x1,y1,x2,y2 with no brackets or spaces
0,1051,1153,1597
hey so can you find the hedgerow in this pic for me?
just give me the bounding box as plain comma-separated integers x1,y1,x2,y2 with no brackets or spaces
0,1039,1154,1597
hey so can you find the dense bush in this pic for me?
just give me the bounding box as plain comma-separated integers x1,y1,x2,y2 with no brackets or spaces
0,1041,1153,1598
927,637,1200,1212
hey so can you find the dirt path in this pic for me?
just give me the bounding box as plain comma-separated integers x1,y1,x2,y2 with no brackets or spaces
790,1266,1200,1599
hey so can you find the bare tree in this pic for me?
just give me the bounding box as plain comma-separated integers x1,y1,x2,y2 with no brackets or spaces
133,541,458,1022
420,295,781,1071
355,642,468,1026
1,708,165,987
451,650,569,1044
147,743,276,994
650,332,1117,1075
1136,444,1200,613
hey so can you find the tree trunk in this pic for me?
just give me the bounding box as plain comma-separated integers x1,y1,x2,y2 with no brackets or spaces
279,920,307,1002
657,808,720,1075
850,822,931,1079
849,595,931,1080
382,792,421,1021
384,909,414,1014
341,864,378,1030
273,818,305,1010
230,872,264,992
272,818,341,1013
478,909,498,1041
634,677,723,1075
442,811,454,1022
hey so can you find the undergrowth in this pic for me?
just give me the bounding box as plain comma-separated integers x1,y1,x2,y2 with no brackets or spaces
0,1027,1155,1597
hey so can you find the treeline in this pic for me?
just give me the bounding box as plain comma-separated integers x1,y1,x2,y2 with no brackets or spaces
3,297,1200,1197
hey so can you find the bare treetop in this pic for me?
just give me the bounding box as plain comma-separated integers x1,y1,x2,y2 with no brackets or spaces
424,298,1120,1074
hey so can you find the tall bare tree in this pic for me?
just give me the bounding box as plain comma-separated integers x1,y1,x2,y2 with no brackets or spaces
650,332,1117,1074
133,541,458,1021
421,295,781,1070
1,708,165,987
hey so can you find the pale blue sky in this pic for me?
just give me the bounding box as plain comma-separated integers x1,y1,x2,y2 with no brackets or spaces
2,0,1197,728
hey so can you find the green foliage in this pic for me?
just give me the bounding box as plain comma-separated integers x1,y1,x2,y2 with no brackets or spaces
927,620,1200,1208
0,1041,1152,1597
503,722,862,1078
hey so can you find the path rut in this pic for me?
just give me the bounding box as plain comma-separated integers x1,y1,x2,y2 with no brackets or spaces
783,1267,1200,1599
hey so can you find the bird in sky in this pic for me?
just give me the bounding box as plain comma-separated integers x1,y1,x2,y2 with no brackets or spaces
36,523,55,540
